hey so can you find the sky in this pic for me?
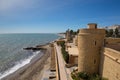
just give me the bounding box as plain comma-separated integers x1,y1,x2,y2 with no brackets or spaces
0,0,120,33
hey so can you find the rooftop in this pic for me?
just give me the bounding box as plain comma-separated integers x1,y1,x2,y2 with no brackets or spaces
68,46,79,56
66,43,76,47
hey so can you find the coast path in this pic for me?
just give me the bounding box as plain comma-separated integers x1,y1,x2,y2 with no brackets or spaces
54,43,71,80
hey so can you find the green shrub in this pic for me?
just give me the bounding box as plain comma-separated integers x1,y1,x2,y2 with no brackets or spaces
78,72,89,80
101,77,108,80
61,47,69,63
71,71,108,80
57,41,65,47
89,74,100,80
71,72,79,80
58,41,69,63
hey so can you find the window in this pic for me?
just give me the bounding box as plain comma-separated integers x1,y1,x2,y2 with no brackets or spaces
94,41,96,46
94,59,96,64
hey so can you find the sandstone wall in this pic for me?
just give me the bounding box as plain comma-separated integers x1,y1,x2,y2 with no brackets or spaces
78,29,105,74
69,55,78,65
100,48,120,80
73,35,78,46
105,38,120,44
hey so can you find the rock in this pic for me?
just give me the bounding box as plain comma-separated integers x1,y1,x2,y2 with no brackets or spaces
23,47,46,51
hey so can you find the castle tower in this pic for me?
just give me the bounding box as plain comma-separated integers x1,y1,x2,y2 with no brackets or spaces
78,23,105,74
66,29,71,42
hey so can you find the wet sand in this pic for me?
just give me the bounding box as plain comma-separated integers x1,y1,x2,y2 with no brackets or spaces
2,44,51,80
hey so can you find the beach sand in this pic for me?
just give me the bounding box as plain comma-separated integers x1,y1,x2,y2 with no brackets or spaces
2,44,51,80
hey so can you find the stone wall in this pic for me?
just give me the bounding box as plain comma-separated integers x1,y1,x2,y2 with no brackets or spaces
105,38,120,44
78,28,105,74
69,55,78,65
50,43,56,70
73,35,78,46
100,48,120,80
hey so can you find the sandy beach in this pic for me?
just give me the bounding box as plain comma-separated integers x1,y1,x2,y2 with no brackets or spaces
2,44,51,80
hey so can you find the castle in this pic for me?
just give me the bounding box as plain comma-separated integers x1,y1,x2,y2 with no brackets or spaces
65,23,120,80
78,23,105,74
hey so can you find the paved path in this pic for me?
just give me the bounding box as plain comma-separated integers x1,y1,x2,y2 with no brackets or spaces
54,43,68,80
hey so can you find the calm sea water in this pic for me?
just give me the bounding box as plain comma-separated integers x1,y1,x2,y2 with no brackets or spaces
0,33,60,79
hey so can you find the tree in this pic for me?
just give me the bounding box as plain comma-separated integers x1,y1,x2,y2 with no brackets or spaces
77,29,79,34
115,28,119,37
105,30,109,37
109,29,113,37
70,30,73,34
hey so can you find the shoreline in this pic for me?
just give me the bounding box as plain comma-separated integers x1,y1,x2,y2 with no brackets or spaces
2,44,51,80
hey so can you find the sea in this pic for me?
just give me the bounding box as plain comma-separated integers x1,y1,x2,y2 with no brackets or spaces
0,33,60,79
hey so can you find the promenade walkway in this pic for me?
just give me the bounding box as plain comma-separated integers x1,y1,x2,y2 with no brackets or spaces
54,43,73,80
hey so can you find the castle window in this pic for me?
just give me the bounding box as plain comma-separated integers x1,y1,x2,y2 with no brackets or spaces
94,41,96,46
94,59,96,64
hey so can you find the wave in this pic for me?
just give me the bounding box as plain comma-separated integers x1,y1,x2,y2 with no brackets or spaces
0,51,41,79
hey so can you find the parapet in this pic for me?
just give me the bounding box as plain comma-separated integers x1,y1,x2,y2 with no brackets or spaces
88,23,97,29
104,48,120,64
79,23,105,35
79,29,105,35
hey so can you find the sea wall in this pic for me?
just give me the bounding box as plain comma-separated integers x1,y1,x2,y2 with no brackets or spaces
50,44,56,70
100,48,120,80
